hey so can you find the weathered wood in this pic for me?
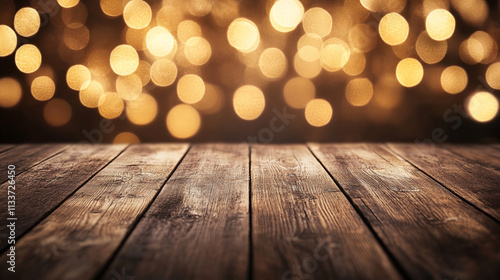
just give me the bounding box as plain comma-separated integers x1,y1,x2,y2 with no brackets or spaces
251,145,402,280
0,145,13,153
102,144,249,280
0,144,126,253
388,143,500,222
309,143,500,280
443,144,500,172
0,144,188,280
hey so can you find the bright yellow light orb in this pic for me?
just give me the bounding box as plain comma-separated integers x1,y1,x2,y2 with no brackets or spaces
58,0,79,8
294,50,322,79
184,37,211,66
113,132,140,144
150,59,177,87
227,18,260,53
146,26,175,57
283,77,315,109
486,62,500,90
320,38,350,72
100,0,126,17
259,48,287,79
126,93,157,125
135,60,151,86
166,104,201,139
302,7,332,38
343,51,366,76
0,25,17,57
396,58,424,87
14,7,40,37
177,74,205,104
177,20,202,44
379,13,409,46
110,44,139,76
66,64,91,91
345,78,374,107
0,77,22,108
305,99,332,127
270,0,304,33
43,98,72,127
426,9,455,41
233,85,265,121
441,66,468,94
193,83,224,115
123,0,151,29
98,92,124,119
79,80,104,108
416,31,447,64
116,74,142,100
467,91,499,122
15,44,42,74
31,76,55,101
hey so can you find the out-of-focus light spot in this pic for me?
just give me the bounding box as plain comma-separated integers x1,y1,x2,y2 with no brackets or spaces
297,33,323,51
14,7,40,37
270,0,304,33
79,80,104,108
379,13,408,46
126,27,148,51
233,85,265,120
259,48,287,79
283,77,315,109
294,50,322,79
177,74,205,104
126,93,157,125
113,132,140,144
116,74,142,100
156,6,182,32
184,37,211,66
15,44,42,74
348,24,377,53
110,44,139,76
451,0,488,27
486,62,500,90
320,38,350,72
88,49,111,77
441,66,467,94
98,92,124,119
396,58,423,87
459,38,484,65
186,0,213,17
166,104,201,139
0,25,17,57
193,83,224,114
44,98,72,126
57,0,79,8
134,60,151,86
298,46,320,62
416,31,447,64
31,76,55,101
63,24,90,50
345,78,373,106
146,26,175,57
150,59,177,87
227,18,260,53
426,9,455,41
360,0,407,13
302,7,332,38
177,20,202,44
100,0,127,17
343,51,366,76
467,91,498,122
61,2,88,27
305,99,332,127
66,64,91,90
373,75,403,110
0,77,22,108
123,0,151,29
470,31,498,64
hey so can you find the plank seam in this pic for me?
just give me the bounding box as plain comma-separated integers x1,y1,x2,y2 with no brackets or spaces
248,145,253,280
0,145,16,155
440,145,500,174
306,144,411,280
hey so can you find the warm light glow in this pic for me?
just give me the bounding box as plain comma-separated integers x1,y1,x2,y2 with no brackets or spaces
63,25,90,50
259,48,287,79
343,51,366,76
184,37,211,66
15,44,42,74
227,18,260,53
348,24,377,53
441,66,468,94
116,74,142,100
150,59,177,87
270,0,304,33
31,76,55,101
426,9,455,41
146,26,175,57
416,31,447,64
320,38,350,72
126,93,157,125
459,38,484,65
166,104,201,139
88,49,111,77
57,0,79,8
123,0,151,29
177,74,205,104
451,0,487,27
0,25,17,57
110,44,139,76
177,20,202,44
113,132,140,144
44,98,72,126
345,78,373,106
98,92,124,119
100,0,126,17
233,85,265,121
470,31,497,64
193,83,224,115
302,7,332,38
298,46,320,62
66,64,91,91
14,7,40,37
79,80,104,108
467,91,499,122
396,58,424,87
135,60,151,86
126,27,148,51
305,99,332,127
379,13,409,46
294,50,322,79
0,77,22,108
283,77,315,109
297,33,323,51
486,62,500,90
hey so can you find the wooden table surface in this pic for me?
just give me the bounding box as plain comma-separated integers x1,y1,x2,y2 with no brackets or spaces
0,144,499,280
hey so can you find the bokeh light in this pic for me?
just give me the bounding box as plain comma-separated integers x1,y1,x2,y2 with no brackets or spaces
379,13,409,46
233,85,265,121
302,8,332,38
31,76,55,101
177,20,202,44
396,58,424,87
441,66,468,94
123,0,152,30
0,77,22,108
426,9,455,41
467,92,499,123
305,99,332,127
43,98,72,126
146,26,175,57
227,18,260,53
345,78,373,107
416,31,447,64
14,7,40,37
177,74,205,104
166,104,201,139
320,38,350,72
259,48,287,79
100,0,126,17
126,93,157,125
66,64,91,91
113,132,140,144
283,77,315,109
15,44,42,74
270,0,304,33
79,80,104,108
486,62,500,90
184,37,211,66
0,25,17,57
150,59,177,87
116,74,142,100
57,0,79,9
110,44,139,76
193,83,224,115
98,92,124,119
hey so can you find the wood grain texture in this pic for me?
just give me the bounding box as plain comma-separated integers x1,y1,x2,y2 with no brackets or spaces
309,143,500,280
0,145,13,153
0,144,126,253
0,144,188,280
102,144,250,280
443,144,500,172
388,143,500,222
251,145,402,280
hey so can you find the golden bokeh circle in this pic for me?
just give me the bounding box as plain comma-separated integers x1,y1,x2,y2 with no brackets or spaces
110,44,139,76
440,66,468,94
396,58,424,87
283,77,316,109
233,85,265,121
66,64,91,91
15,44,42,74
426,9,455,41
467,91,499,123
227,18,260,53
259,48,287,79
379,13,409,46
79,80,104,108
305,99,332,127
0,25,17,57
31,76,55,101
486,62,500,90
177,74,205,104
166,104,201,139
0,77,22,108
123,0,152,29
116,74,142,101
150,59,177,87
126,93,157,125
345,78,374,107
98,92,124,119
14,7,40,37
43,98,72,127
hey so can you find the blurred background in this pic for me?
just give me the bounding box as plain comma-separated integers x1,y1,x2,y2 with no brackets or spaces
0,0,499,143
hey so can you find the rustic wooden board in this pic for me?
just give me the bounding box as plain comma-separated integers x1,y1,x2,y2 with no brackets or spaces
251,145,402,280
0,144,126,253
0,145,13,153
0,144,188,280
309,143,500,280
388,143,500,222
102,144,250,280
443,144,500,172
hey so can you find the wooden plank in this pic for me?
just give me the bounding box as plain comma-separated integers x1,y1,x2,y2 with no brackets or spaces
0,145,13,153
102,144,249,280
388,143,500,222
0,144,188,280
251,145,402,280
443,144,500,172
309,143,500,280
0,144,126,253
